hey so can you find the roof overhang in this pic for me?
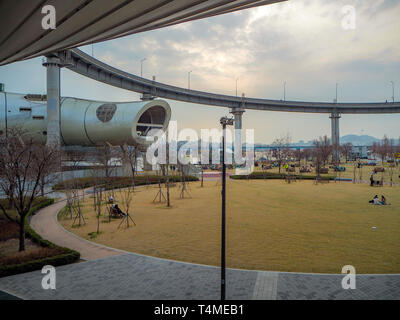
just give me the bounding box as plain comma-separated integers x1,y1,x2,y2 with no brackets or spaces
0,0,286,66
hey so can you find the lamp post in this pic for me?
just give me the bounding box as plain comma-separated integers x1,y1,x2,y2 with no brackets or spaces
140,58,146,77
219,116,234,301
335,83,338,103
390,81,395,103
236,78,239,97
188,71,192,89
284,81,286,101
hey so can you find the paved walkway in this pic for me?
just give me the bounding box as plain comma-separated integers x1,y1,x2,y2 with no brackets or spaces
1,253,399,300
30,195,123,261
1,189,399,300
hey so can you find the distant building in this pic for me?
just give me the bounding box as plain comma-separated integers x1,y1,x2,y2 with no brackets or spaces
350,146,368,159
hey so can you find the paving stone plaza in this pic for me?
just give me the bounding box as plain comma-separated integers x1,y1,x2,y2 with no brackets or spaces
1,253,399,300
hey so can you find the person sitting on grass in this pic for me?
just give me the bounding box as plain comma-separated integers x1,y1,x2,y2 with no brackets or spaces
369,195,381,205
111,203,126,217
108,195,114,204
381,195,387,205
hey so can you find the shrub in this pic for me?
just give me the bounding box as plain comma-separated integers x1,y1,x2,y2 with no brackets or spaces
0,199,80,278
52,175,199,191
230,171,335,181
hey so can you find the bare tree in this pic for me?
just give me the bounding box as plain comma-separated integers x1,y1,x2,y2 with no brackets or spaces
118,186,136,229
120,144,139,190
293,149,303,167
313,136,332,177
0,129,60,251
272,134,291,174
61,149,87,220
340,143,353,163
388,138,396,187
94,143,116,179
302,148,312,166
374,136,390,165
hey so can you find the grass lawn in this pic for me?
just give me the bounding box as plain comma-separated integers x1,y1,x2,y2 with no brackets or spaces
59,179,400,274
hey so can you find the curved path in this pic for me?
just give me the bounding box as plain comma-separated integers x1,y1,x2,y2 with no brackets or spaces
0,192,399,300
30,197,123,261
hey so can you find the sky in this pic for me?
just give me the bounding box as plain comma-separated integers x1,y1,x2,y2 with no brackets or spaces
0,0,399,144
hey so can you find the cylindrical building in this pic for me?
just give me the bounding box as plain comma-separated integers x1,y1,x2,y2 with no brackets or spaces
0,92,171,148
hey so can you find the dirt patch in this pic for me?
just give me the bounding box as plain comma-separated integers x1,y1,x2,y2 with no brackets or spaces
0,220,20,241
0,238,63,265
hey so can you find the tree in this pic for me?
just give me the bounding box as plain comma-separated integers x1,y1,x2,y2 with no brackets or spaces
0,128,60,251
293,149,303,167
94,143,116,179
315,135,332,166
120,144,139,190
271,134,291,174
340,143,353,163
302,148,312,165
387,138,396,187
313,136,332,177
373,136,390,165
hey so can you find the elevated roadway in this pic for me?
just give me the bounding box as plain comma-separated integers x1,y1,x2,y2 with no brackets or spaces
59,49,400,115
54,48,399,163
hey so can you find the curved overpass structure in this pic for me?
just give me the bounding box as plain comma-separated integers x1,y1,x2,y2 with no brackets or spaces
54,48,400,163
60,49,400,115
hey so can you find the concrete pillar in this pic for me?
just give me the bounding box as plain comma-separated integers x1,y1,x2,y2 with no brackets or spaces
230,105,245,165
330,112,341,163
43,57,61,147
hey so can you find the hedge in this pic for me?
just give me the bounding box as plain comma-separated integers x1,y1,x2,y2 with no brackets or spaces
230,171,335,181
52,175,199,191
0,199,80,278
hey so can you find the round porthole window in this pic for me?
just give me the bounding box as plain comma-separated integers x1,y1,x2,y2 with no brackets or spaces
96,104,117,123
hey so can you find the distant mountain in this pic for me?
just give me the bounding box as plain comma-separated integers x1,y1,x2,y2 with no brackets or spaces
340,135,380,146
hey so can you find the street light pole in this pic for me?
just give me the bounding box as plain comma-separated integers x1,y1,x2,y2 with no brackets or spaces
219,116,234,301
284,81,286,101
236,78,238,97
335,83,338,103
390,81,395,103
188,71,192,90
140,58,146,77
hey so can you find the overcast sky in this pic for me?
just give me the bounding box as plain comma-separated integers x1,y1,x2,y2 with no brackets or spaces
0,0,399,143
